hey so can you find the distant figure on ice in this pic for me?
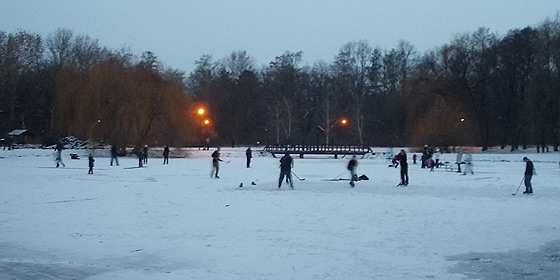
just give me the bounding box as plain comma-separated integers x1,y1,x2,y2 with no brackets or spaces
211,147,223,178
463,152,473,175
398,149,409,186
391,154,399,168
134,146,143,167
110,144,119,166
427,157,434,172
278,152,294,189
523,157,534,194
434,147,441,168
412,154,417,164
142,145,149,164
455,148,463,173
88,153,95,174
246,146,252,168
347,155,358,187
163,145,170,165
55,140,65,168
204,137,210,150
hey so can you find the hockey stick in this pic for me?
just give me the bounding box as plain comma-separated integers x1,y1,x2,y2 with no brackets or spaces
512,176,525,196
292,171,305,181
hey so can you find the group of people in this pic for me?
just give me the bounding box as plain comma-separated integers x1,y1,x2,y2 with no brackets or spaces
50,142,537,194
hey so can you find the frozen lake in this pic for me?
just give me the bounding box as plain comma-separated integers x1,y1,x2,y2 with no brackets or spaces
1,148,559,279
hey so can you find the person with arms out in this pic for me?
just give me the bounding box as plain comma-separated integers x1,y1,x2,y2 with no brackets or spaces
523,157,535,194
278,152,294,189
398,149,409,186
211,147,223,178
347,155,358,187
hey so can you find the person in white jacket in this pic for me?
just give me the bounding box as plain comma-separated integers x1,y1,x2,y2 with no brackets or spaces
463,152,473,175
456,148,463,173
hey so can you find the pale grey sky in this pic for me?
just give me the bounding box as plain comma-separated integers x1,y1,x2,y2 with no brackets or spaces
1,0,559,73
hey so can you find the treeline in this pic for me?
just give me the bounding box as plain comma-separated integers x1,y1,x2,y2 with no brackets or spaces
1,15,560,150
0,29,195,146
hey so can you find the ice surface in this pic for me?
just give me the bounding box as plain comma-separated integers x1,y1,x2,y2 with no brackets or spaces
1,148,559,279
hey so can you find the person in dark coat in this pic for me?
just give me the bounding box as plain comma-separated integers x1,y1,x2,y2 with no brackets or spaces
523,157,534,194
88,153,95,174
347,155,358,187
278,152,294,189
211,147,223,178
398,149,409,186
163,145,170,164
110,144,119,166
134,146,143,167
246,147,252,168
142,145,148,164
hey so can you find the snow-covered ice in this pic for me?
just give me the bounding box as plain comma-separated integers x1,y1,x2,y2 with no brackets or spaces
1,148,559,279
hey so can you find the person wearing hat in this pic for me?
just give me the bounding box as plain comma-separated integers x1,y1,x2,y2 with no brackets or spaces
523,157,534,194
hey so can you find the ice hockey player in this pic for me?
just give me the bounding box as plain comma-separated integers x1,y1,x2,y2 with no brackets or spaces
347,155,358,187
211,147,223,178
523,157,534,194
278,152,294,189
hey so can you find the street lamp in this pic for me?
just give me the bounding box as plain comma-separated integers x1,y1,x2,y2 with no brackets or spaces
317,118,349,145
198,108,205,116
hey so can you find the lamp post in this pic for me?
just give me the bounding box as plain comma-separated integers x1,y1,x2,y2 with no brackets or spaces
318,118,348,145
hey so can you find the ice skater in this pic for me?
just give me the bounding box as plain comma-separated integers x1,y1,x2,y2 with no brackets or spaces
523,157,534,194
397,149,409,186
246,146,252,168
278,152,294,189
211,147,223,178
142,145,149,164
55,140,65,168
347,155,358,187
88,153,95,174
163,145,169,164
110,144,119,166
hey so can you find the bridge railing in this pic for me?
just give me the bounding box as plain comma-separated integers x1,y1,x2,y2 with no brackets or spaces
263,144,372,158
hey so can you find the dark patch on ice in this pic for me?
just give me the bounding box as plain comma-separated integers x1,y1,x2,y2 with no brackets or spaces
0,244,101,280
448,240,560,279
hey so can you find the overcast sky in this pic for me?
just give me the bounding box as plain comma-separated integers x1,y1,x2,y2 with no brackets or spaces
1,1,559,73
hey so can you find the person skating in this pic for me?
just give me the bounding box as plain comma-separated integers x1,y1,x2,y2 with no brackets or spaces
347,155,358,187
523,157,535,194
163,145,169,165
397,149,409,186
55,140,65,168
110,144,119,166
278,152,294,189
88,153,95,174
246,146,252,168
412,154,417,164
211,147,223,178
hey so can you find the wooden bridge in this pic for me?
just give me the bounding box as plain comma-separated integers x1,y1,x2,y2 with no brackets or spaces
263,144,372,158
